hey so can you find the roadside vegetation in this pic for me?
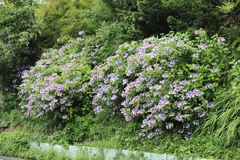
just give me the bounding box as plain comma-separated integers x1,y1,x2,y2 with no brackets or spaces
0,0,239,159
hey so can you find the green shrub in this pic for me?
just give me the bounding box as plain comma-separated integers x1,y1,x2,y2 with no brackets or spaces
0,0,42,93
68,114,94,142
39,0,114,49
83,21,136,66
199,60,240,147
88,29,232,139
46,114,94,145
0,130,45,158
0,92,22,129
18,35,94,124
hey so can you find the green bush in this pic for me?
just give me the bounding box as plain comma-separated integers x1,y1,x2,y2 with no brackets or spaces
103,0,240,49
83,21,136,66
199,60,240,147
18,35,94,124
0,92,22,129
0,0,42,93
46,114,94,145
154,134,240,160
88,29,232,139
68,114,94,142
0,129,45,158
39,0,114,48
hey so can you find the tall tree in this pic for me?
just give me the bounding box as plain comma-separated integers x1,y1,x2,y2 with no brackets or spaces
0,0,42,92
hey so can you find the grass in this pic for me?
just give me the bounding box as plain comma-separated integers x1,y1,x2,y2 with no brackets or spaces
0,125,240,160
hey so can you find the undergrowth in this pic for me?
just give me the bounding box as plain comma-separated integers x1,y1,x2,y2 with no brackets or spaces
0,127,240,160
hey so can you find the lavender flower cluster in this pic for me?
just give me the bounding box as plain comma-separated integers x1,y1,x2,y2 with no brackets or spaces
89,30,227,139
18,36,97,119
19,29,227,139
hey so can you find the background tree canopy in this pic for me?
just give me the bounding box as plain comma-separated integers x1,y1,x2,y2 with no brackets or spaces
39,0,114,48
0,0,42,92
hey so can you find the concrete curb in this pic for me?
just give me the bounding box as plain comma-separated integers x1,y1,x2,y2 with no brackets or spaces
30,142,219,160
0,156,26,160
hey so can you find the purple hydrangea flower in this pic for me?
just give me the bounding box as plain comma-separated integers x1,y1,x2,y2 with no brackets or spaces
178,129,184,133
169,112,175,117
193,120,199,125
125,115,132,121
123,53,128,58
78,30,84,35
148,132,155,139
205,83,213,89
198,44,207,49
211,68,218,73
162,73,168,78
155,128,162,135
139,130,146,137
102,97,106,101
94,107,104,114
185,136,191,140
183,123,190,128
166,122,173,129
155,114,167,121
192,54,199,57
187,130,192,135
60,99,65,104
194,30,200,34
218,37,225,43
207,102,213,108
111,95,117,100
167,59,177,67
212,62,217,65
190,73,198,78
198,111,205,117
193,107,199,110
176,114,183,121
193,64,200,70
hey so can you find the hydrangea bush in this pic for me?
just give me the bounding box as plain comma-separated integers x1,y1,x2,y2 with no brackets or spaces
18,32,98,121
88,30,230,139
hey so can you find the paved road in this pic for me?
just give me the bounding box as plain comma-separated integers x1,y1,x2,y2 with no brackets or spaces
0,156,27,160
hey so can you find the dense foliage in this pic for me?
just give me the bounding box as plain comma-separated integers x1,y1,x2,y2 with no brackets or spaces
19,33,94,122
39,0,114,48
0,0,42,92
103,0,240,39
200,60,240,147
0,0,239,159
88,30,231,139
